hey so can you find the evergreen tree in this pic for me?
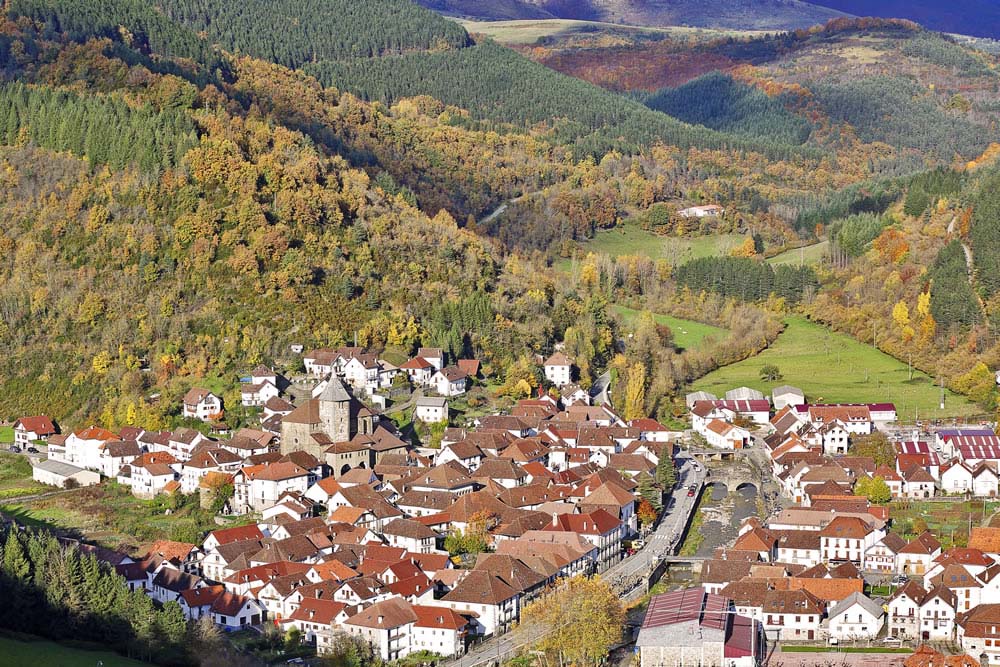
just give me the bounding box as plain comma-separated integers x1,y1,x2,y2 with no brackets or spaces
2,530,30,580
655,445,677,490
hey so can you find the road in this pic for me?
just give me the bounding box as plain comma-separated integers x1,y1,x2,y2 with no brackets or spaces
443,454,706,667
603,453,707,597
592,371,612,407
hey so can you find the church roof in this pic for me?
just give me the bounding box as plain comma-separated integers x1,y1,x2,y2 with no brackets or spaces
319,377,351,403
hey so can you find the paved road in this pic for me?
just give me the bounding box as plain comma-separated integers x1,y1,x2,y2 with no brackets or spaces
591,371,612,407
603,454,707,592
449,627,539,667
443,454,706,667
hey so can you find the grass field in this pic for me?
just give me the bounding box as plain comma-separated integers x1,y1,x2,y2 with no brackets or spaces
891,499,1000,548
456,19,767,45
612,306,727,351
767,240,829,266
0,452,46,498
0,483,255,547
692,316,980,420
0,426,13,443
555,227,744,272
0,636,148,666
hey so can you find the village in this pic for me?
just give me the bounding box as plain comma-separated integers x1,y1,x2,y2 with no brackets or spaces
8,344,1000,667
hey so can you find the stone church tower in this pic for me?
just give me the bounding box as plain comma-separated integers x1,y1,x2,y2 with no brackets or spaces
318,376,352,443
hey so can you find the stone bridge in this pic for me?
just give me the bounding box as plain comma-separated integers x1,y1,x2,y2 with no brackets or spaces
689,449,777,503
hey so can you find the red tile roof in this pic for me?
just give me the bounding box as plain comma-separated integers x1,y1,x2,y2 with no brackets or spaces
14,416,55,435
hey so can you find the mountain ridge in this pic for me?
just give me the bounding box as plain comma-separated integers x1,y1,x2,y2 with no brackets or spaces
416,0,849,31
420,0,1000,40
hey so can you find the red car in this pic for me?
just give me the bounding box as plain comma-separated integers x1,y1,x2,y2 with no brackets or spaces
687,488,696,497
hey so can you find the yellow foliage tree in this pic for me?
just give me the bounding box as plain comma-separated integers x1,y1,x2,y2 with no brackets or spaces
519,575,625,667
91,351,112,376
729,237,757,258
624,363,647,421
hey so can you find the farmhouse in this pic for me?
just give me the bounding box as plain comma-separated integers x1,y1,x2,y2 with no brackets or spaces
13,415,57,448
183,388,223,422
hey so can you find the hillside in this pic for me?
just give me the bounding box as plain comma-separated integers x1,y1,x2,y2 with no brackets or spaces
807,0,1000,40
417,0,848,30
521,20,1000,163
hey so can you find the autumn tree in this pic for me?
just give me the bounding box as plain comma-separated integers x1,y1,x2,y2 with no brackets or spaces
519,575,625,667
953,362,996,407
854,475,892,504
848,432,896,467
730,237,757,258
873,228,909,264
637,498,658,526
623,362,647,421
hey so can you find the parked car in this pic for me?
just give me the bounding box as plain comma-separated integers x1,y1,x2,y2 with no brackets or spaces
687,488,696,497
892,575,909,585
7,446,20,453
26,447,39,454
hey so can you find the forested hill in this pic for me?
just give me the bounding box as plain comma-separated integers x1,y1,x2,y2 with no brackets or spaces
807,0,1000,40
154,0,472,64
302,40,816,158
4,0,807,161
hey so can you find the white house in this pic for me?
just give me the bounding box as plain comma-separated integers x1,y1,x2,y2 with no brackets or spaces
898,532,942,576
957,603,1000,662
343,597,418,662
414,397,448,424
679,204,724,218
343,355,381,394
211,592,264,630
13,415,56,448
819,516,882,566
122,452,181,498
381,518,438,554
58,425,118,470
702,419,750,450
919,587,957,640
543,352,573,387
431,367,468,397
771,386,805,411
436,570,519,637
828,593,884,641
400,357,435,386
973,463,1000,497
183,388,223,422
417,348,445,372
232,462,311,513
888,581,926,640
241,381,280,408
942,461,976,495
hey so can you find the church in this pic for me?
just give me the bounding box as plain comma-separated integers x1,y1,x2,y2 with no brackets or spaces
280,377,377,460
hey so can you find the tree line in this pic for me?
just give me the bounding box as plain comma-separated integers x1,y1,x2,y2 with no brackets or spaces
811,75,995,161
643,72,813,146
929,240,981,328
8,0,224,73
970,169,1000,298
154,0,471,66
674,256,818,304
0,81,197,172
0,527,224,665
